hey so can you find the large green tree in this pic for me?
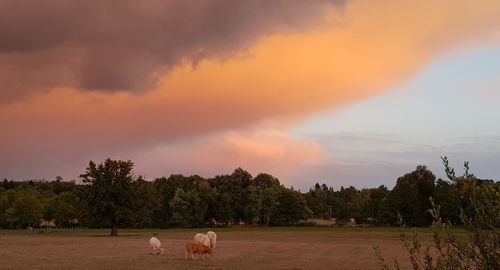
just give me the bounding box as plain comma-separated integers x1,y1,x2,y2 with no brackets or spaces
80,158,135,236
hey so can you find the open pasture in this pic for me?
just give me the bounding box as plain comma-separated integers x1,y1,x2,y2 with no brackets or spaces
0,227,439,270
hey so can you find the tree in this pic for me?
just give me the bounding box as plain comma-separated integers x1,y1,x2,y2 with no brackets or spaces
58,191,80,226
245,185,281,226
376,197,397,226
228,168,253,223
80,158,135,236
433,179,460,224
391,165,436,226
367,185,390,220
303,183,330,219
153,174,207,227
209,168,253,224
1,179,16,190
376,158,500,270
130,177,161,228
336,186,360,221
196,181,218,225
252,173,280,189
272,186,312,226
0,190,11,227
4,189,44,228
170,188,206,227
45,191,80,227
244,174,281,225
153,175,185,227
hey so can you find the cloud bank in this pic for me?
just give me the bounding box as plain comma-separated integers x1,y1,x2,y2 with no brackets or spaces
0,0,343,101
1,0,500,182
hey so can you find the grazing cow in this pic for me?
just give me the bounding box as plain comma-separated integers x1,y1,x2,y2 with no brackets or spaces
149,236,165,255
193,233,211,247
185,242,213,260
206,231,217,248
194,231,217,248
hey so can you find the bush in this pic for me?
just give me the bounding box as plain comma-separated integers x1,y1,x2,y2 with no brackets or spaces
375,158,500,270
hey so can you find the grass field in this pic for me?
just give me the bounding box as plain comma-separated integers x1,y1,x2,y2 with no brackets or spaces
0,227,452,270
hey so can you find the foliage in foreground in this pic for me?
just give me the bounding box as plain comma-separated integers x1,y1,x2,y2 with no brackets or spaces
375,157,500,270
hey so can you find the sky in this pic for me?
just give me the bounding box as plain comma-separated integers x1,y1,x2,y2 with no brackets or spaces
1,0,499,190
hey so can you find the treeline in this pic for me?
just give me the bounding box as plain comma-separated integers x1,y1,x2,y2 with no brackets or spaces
0,158,498,230
306,164,499,227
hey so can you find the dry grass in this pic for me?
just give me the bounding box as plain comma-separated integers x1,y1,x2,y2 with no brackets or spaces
0,227,433,270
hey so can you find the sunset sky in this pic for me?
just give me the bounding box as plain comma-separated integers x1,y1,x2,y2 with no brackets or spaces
1,0,499,190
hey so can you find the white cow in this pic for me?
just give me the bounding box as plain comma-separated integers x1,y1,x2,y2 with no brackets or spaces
194,231,217,248
206,231,217,248
193,233,211,247
149,236,165,255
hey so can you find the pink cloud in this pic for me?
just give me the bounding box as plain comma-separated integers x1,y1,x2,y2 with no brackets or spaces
132,128,325,182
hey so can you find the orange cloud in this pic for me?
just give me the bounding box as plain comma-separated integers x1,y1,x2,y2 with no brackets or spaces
1,0,500,179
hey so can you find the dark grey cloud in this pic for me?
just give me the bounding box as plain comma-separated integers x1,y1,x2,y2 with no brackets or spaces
0,0,344,102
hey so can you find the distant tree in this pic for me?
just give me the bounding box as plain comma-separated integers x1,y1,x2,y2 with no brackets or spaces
169,188,193,227
44,191,80,227
4,189,44,228
214,192,236,225
229,168,253,223
272,186,312,226
130,177,161,228
209,168,253,224
244,186,262,225
336,186,360,221
170,188,205,227
245,185,281,226
153,175,183,227
0,190,16,228
391,165,436,226
367,185,390,220
376,197,398,226
252,173,280,189
196,181,218,225
80,158,135,236
303,183,330,219
1,179,16,190
0,193,7,227
260,186,282,226
243,174,281,225
153,174,206,227
355,189,372,223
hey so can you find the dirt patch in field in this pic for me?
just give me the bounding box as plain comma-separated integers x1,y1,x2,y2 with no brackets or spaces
0,229,414,270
